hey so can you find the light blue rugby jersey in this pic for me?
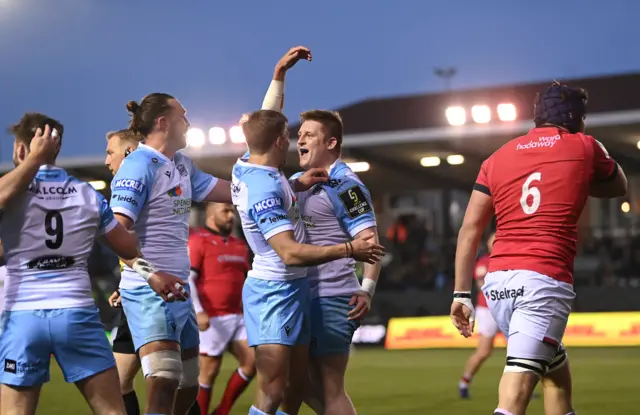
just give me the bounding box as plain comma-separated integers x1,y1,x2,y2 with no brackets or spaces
0,166,117,310
110,143,218,289
232,154,307,281
293,160,377,298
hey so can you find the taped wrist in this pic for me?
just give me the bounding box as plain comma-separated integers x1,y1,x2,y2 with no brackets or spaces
261,80,285,111
132,258,158,282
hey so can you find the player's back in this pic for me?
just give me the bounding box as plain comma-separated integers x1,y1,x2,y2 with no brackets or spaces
477,127,614,284
232,158,307,281
0,166,115,311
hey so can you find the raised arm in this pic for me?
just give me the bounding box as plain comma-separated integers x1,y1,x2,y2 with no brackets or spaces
261,46,312,112
0,125,60,210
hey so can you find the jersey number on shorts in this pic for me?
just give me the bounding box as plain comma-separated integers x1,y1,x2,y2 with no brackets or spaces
520,172,541,215
44,210,64,249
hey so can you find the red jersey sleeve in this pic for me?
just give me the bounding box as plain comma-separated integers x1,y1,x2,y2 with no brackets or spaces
188,233,205,273
588,136,617,182
473,159,491,196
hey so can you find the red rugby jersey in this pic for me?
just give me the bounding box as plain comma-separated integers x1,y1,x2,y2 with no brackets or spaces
474,127,617,284
474,255,490,307
188,228,250,317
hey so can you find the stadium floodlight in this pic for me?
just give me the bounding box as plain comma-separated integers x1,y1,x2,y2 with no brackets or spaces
445,106,466,126
636,140,640,150
446,154,465,165
471,105,491,124
346,162,370,173
88,180,106,190
229,125,245,143
497,103,517,121
621,202,631,213
420,156,441,167
208,127,226,145
186,128,205,148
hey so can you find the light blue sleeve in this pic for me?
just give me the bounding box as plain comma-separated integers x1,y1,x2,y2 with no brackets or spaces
329,178,377,238
95,191,118,235
181,155,218,202
110,156,154,222
247,175,293,240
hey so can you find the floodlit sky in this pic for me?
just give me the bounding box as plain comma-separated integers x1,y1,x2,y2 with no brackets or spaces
1,0,639,162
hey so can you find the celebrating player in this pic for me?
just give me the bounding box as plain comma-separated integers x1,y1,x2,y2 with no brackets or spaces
105,128,145,415
450,81,627,415
232,110,385,415
458,232,497,399
189,203,254,415
0,113,178,415
110,93,232,415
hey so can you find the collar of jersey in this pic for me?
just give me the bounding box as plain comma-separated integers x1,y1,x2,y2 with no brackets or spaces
236,158,279,173
137,143,172,163
38,164,62,171
328,159,348,177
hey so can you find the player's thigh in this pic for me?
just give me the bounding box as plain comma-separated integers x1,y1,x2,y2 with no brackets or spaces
314,353,350,396
75,366,125,414
1,384,42,415
121,285,180,351
475,306,499,339
50,307,116,384
254,344,291,383
113,353,140,392
171,299,200,351
310,296,359,358
199,314,237,357
0,310,53,388
242,277,311,347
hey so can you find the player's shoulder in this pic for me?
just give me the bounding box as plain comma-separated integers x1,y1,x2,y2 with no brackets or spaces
118,146,166,175
327,161,369,194
238,166,283,193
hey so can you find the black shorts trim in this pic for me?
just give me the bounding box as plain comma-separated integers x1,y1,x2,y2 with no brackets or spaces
112,310,136,355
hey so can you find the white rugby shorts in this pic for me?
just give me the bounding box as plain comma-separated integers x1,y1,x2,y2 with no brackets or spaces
482,270,574,361
475,306,499,338
199,313,247,357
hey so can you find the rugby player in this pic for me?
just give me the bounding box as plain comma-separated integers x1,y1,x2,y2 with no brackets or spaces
189,203,254,415
459,233,497,399
450,81,627,415
257,47,382,415
232,109,384,415
105,129,144,415
110,93,232,415
0,113,183,415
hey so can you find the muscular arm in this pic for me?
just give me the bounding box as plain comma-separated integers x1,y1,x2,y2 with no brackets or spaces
455,191,494,292
268,231,348,266
107,213,140,268
356,227,382,283
0,155,41,210
203,179,232,203
590,164,627,198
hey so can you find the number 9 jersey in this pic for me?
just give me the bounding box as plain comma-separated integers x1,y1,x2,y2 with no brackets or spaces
474,126,617,285
0,166,117,311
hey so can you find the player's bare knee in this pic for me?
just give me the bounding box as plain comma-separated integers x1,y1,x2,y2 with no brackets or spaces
544,343,569,378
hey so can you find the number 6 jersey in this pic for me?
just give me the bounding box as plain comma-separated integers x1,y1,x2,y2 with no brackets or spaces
0,166,118,311
474,127,617,285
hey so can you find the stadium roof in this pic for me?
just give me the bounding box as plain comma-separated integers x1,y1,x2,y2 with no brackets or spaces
3,72,640,194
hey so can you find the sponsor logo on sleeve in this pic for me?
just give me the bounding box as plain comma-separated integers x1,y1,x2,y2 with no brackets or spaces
111,194,138,207
176,164,188,176
338,186,372,219
253,197,283,216
259,213,288,225
113,179,146,196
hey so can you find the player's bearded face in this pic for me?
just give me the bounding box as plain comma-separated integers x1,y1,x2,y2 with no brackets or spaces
166,100,189,149
214,205,235,235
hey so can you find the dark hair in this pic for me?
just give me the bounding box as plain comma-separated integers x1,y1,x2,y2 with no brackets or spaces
533,81,588,133
300,109,343,151
126,93,175,136
242,110,288,154
106,129,143,144
8,112,64,146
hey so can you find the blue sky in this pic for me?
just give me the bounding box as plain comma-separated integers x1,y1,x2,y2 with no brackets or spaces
1,0,639,162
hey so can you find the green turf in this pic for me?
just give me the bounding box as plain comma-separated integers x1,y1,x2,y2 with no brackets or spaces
38,347,639,414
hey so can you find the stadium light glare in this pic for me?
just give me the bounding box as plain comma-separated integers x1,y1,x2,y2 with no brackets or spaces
186,128,205,148
88,180,106,190
208,127,226,145
346,162,370,173
446,154,465,165
621,202,631,213
229,126,245,143
471,105,491,124
420,156,441,167
636,140,640,150
445,106,466,126
497,103,517,121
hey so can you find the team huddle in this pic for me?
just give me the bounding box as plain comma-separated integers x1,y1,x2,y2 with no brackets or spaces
0,44,628,415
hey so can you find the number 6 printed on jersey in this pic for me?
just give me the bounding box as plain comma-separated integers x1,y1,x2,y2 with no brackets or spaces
520,172,541,215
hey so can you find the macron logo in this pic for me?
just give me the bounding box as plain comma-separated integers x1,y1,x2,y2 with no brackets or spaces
516,135,561,151
253,197,283,216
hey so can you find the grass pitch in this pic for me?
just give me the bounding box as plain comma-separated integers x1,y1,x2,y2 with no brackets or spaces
38,347,638,414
